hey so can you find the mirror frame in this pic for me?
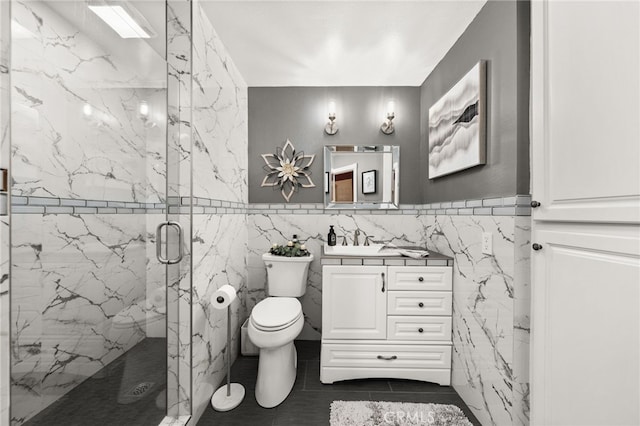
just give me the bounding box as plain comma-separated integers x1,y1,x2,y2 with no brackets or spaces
324,145,400,210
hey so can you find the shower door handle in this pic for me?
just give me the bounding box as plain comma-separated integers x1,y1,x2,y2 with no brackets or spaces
156,221,184,264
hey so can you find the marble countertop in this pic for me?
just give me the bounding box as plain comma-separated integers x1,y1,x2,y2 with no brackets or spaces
320,246,453,266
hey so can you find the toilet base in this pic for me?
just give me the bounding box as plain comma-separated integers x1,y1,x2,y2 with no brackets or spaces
255,341,297,408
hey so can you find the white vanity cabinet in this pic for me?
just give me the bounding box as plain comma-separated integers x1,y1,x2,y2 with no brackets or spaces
321,262,453,386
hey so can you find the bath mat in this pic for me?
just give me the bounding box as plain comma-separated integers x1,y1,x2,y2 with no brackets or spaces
330,400,473,426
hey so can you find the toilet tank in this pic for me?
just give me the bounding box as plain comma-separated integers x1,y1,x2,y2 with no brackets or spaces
262,253,314,297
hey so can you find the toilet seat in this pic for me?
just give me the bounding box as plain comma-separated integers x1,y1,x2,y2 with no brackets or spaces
250,297,302,332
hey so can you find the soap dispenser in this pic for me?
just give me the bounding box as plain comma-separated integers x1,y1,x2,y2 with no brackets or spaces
328,226,337,246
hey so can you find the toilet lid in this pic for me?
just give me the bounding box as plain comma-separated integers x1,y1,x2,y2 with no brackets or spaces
251,297,302,330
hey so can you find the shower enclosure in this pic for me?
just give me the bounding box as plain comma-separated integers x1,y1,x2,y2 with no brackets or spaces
1,1,195,424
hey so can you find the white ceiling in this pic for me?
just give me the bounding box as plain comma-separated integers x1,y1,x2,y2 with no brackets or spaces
201,0,487,87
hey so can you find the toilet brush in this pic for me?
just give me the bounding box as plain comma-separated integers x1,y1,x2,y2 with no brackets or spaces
210,285,245,411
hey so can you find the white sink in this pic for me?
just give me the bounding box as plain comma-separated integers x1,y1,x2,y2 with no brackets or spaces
323,244,401,257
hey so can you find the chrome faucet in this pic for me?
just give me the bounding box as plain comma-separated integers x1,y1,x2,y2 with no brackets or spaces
353,229,361,246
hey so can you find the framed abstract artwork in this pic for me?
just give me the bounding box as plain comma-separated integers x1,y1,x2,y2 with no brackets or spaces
428,61,486,179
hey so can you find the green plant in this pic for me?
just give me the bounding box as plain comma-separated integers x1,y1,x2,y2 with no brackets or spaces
269,241,310,257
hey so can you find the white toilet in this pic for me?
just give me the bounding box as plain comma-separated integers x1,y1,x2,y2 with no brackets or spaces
248,252,314,408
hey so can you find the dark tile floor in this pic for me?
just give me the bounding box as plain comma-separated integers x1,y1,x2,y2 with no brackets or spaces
198,341,480,426
23,338,167,426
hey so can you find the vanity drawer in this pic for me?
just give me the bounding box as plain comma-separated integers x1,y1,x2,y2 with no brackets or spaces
387,266,452,291
387,316,452,341
321,343,452,370
387,291,452,316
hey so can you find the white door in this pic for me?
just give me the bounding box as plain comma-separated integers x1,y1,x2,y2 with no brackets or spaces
531,223,640,425
530,1,640,425
322,266,387,340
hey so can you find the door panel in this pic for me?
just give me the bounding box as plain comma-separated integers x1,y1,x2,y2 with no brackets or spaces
531,223,640,425
531,1,640,223
322,266,386,340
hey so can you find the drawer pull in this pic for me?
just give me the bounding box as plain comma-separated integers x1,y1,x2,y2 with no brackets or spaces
418,302,424,308
418,328,424,333
377,355,398,361
381,272,386,293
418,276,424,282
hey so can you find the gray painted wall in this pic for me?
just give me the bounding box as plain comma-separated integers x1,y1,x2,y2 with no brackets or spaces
248,87,421,204
420,0,530,203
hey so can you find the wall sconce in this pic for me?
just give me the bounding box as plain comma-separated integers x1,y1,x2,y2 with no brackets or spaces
138,100,156,128
380,101,395,135
138,100,149,118
324,101,338,135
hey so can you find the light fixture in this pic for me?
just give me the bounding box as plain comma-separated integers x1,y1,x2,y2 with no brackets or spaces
380,101,395,135
138,101,149,118
138,100,157,128
324,101,338,135
83,103,93,117
88,1,156,39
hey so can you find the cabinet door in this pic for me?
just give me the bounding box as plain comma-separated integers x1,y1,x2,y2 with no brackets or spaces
531,0,640,223
322,266,387,340
531,223,640,426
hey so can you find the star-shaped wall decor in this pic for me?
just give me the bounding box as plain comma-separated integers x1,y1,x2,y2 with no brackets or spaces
261,139,315,202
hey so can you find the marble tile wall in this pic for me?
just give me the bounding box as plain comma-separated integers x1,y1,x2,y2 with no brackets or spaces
247,210,530,425
190,2,248,423
11,2,165,204
421,214,531,426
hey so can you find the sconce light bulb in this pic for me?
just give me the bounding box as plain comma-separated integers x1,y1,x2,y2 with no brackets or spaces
387,101,395,115
328,101,336,116
139,101,149,117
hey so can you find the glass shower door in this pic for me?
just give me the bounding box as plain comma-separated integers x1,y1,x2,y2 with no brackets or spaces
7,1,186,424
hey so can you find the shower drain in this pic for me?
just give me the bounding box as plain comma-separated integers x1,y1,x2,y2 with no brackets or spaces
125,382,155,398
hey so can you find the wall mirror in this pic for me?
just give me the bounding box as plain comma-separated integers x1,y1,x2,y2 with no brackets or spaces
324,145,400,209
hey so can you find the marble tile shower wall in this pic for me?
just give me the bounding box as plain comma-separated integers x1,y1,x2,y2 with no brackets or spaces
246,208,530,425
190,2,248,423
9,2,167,424
11,214,149,423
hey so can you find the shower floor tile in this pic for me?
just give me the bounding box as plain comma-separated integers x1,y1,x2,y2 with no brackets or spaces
21,338,167,426
197,340,480,426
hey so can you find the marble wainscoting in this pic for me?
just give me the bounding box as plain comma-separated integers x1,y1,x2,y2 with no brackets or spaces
420,214,531,426
247,213,427,339
512,217,531,425
10,213,149,425
191,213,247,422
